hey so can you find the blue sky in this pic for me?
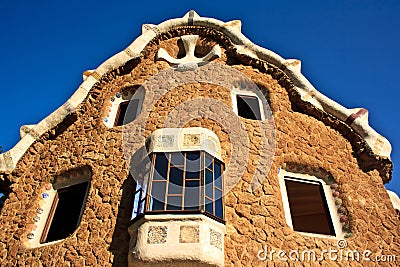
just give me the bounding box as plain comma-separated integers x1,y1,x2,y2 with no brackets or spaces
0,1,399,195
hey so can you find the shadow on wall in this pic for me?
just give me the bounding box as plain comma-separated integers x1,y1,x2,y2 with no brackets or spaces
109,167,137,266
0,174,12,211
48,113,78,140
109,145,150,266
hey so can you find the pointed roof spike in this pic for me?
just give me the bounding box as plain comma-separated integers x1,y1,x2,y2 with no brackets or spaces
284,59,302,72
183,10,200,19
224,20,242,32
82,70,95,81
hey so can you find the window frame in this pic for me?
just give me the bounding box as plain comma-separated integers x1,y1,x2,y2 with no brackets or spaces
103,87,145,128
40,180,90,244
236,94,262,120
132,151,225,223
279,169,343,238
114,101,129,126
114,99,140,126
231,88,265,121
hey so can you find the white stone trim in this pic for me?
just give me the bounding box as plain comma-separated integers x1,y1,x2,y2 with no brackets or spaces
146,127,222,160
128,214,225,267
0,10,391,172
387,190,400,211
278,169,345,239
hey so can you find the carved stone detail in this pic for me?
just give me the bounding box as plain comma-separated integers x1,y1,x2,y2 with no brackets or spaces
179,225,200,243
183,134,200,147
156,35,221,65
147,226,168,244
210,228,223,250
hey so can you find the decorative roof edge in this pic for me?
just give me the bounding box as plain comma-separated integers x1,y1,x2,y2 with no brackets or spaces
0,10,392,176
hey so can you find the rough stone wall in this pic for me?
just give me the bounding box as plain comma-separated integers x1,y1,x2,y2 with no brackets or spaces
0,27,398,267
223,66,400,267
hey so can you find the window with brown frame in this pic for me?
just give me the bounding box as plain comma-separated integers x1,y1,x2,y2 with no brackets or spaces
236,95,261,120
40,181,90,243
114,99,140,126
284,177,335,236
132,151,224,222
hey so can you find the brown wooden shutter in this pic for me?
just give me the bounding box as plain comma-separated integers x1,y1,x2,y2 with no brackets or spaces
285,178,335,235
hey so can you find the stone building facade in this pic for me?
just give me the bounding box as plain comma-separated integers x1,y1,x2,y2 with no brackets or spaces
0,11,399,266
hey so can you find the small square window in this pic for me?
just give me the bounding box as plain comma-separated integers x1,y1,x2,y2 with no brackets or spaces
114,99,139,126
236,95,261,120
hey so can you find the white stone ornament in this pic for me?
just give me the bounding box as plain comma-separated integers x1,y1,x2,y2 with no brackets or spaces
156,35,221,65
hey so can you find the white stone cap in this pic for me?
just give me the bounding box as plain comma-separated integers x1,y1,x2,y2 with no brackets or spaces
146,127,222,160
387,190,400,211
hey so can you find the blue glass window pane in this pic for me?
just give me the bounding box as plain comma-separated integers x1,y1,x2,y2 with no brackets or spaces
186,171,200,179
205,155,213,170
215,188,222,201
206,185,213,199
151,181,166,205
132,190,141,218
154,154,168,179
214,162,222,189
215,198,223,219
166,196,182,210
169,167,183,194
138,199,145,214
214,177,222,190
214,161,221,176
186,180,199,187
170,152,184,166
205,201,213,214
153,171,165,181
186,152,200,172
140,185,147,201
150,198,164,211
205,170,213,185
184,187,199,210
169,167,183,186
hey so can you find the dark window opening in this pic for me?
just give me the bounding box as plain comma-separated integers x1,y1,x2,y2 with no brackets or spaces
0,178,12,211
133,151,224,222
284,177,335,236
41,181,90,243
114,99,139,126
0,192,8,211
237,95,261,120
